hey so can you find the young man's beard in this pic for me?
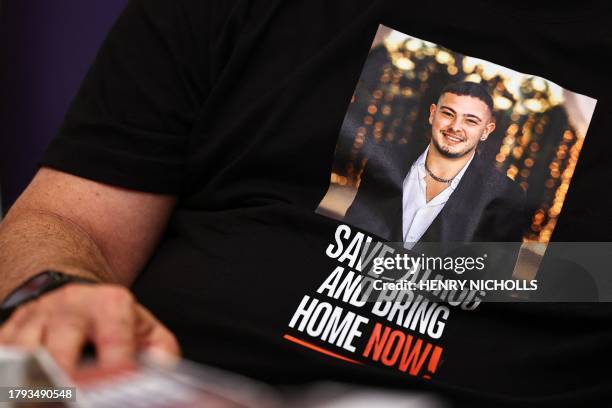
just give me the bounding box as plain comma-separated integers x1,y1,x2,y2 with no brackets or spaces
431,134,478,159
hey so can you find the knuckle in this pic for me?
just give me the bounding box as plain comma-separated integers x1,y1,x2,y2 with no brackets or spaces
160,324,176,340
11,302,35,321
168,333,180,352
54,283,84,304
100,285,134,307
48,313,86,331
0,301,41,341
96,331,132,346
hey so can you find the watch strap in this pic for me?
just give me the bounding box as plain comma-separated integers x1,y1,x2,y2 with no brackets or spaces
0,271,96,324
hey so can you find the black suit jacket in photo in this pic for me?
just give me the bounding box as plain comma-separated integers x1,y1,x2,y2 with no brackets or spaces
343,142,528,245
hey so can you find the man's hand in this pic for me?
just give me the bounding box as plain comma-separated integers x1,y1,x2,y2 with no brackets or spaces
0,168,179,374
0,283,180,374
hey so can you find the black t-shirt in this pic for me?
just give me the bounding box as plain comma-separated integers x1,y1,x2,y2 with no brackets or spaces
41,1,612,406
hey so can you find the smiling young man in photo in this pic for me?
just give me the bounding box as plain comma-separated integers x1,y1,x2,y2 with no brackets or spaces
344,81,527,245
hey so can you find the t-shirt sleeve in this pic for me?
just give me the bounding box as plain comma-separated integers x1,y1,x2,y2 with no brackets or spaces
41,0,212,194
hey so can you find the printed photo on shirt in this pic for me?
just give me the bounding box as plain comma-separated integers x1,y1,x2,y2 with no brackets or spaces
316,24,596,251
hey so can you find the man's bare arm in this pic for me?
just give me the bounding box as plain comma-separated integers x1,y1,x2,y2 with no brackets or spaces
0,167,180,371
0,167,176,295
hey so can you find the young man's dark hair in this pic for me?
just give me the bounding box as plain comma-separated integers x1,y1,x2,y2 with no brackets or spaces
440,81,495,115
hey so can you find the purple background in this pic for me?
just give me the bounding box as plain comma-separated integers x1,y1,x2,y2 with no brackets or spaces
0,0,127,213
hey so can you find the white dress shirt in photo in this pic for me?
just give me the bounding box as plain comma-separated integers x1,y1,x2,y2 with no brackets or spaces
402,146,474,248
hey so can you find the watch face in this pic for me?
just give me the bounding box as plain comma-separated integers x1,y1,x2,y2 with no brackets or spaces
2,272,56,309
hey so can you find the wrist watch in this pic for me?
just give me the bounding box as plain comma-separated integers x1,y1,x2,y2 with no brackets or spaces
0,271,96,324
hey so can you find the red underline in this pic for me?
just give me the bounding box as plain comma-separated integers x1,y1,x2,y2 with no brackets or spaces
283,334,363,365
